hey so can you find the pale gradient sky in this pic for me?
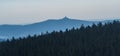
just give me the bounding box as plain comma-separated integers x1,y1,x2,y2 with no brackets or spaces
0,0,120,24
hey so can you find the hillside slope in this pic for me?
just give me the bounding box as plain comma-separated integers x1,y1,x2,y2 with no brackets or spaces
0,17,95,39
0,21,120,56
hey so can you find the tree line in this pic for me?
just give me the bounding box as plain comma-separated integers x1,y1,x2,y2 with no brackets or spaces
0,21,120,56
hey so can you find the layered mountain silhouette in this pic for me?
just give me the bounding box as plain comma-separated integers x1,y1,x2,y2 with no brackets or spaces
0,17,118,40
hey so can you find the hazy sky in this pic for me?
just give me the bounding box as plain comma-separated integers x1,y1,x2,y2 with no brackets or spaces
0,0,120,24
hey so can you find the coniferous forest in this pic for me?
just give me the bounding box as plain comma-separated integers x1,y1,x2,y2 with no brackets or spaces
0,21,120,56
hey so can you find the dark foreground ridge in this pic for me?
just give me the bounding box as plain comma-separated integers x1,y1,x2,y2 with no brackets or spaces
0,21,120,56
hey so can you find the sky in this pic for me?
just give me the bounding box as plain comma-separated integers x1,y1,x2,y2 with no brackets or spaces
0,0,120,24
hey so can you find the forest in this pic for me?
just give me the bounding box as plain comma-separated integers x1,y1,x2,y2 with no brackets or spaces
0,21,120,56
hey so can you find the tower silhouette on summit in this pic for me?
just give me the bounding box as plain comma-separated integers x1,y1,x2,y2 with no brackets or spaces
62,16,70,20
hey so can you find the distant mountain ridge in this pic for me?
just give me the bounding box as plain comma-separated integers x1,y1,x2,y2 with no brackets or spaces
0,17,118,40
